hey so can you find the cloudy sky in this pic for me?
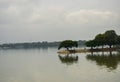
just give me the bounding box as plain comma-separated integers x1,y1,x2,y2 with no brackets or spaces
0,0,120,43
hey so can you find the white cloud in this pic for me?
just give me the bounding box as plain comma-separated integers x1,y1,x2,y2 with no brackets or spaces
0,0,41,24
65,9,119,25
22,9,119,27
0,0,119,26
27,7,67,24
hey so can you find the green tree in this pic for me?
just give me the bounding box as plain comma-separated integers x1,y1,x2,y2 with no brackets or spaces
94,34,105,48
58,40,78,50
85,30,119,49
104,30,118,48
73,41,78,48
116,36,120,45
86,40,96,49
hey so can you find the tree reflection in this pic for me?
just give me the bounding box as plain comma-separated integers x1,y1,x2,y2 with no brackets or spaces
86,51,120,71
58,54,78,65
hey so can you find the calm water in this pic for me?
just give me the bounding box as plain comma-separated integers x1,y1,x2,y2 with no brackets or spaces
0,48,120,82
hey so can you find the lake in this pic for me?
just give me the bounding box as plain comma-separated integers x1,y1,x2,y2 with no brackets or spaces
0,48,120,82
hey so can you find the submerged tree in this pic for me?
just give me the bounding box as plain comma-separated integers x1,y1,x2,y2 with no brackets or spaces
58,40,78,50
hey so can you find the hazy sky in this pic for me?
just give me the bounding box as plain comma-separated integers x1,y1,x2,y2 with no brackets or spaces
0,0,120,43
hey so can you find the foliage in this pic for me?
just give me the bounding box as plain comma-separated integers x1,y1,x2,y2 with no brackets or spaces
86,40,96,49
94,34,105,47
58,40,78,50
116,36,120,45
0,42,61,49
86,30,120,48
104,30,118,48
0,40,86,49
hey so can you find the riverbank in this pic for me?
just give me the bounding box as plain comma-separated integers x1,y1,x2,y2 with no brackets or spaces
57,48,120,54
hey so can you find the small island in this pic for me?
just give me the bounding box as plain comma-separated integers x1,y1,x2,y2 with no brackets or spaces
58,30,120,54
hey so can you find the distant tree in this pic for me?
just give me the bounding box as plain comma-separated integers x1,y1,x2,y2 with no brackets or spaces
86,40,96,49
94,34,105,48
58,40,78,50
104,30,118,48
86,30,119,49
73,41,78,48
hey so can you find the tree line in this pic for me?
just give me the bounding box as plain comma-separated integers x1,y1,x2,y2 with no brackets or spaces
58,30,120,50
86,30,120,49
0,40,86,49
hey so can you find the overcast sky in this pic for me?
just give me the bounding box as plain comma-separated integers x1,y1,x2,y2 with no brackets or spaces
0,0,120,43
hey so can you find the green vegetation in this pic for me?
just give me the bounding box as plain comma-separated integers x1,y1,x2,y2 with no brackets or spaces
86,30,120,49
0,41,60,49
58,40,78,50
85,40,96,49
116,36,120,45
0,40,85,49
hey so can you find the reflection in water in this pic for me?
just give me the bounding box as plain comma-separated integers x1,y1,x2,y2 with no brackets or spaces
86,51,120,71
58,54,78,65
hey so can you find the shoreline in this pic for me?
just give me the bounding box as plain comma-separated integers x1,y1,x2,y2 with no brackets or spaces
57,48,120,54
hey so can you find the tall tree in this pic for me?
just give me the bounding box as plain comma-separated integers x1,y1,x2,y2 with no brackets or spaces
94,34,105,48
58,40,78,50
104,30,118,48
86,40,96,49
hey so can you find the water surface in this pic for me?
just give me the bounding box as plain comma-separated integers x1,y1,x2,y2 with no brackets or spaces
0,48,120,82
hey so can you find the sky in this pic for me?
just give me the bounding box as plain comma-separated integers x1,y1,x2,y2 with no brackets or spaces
0,0,120,43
